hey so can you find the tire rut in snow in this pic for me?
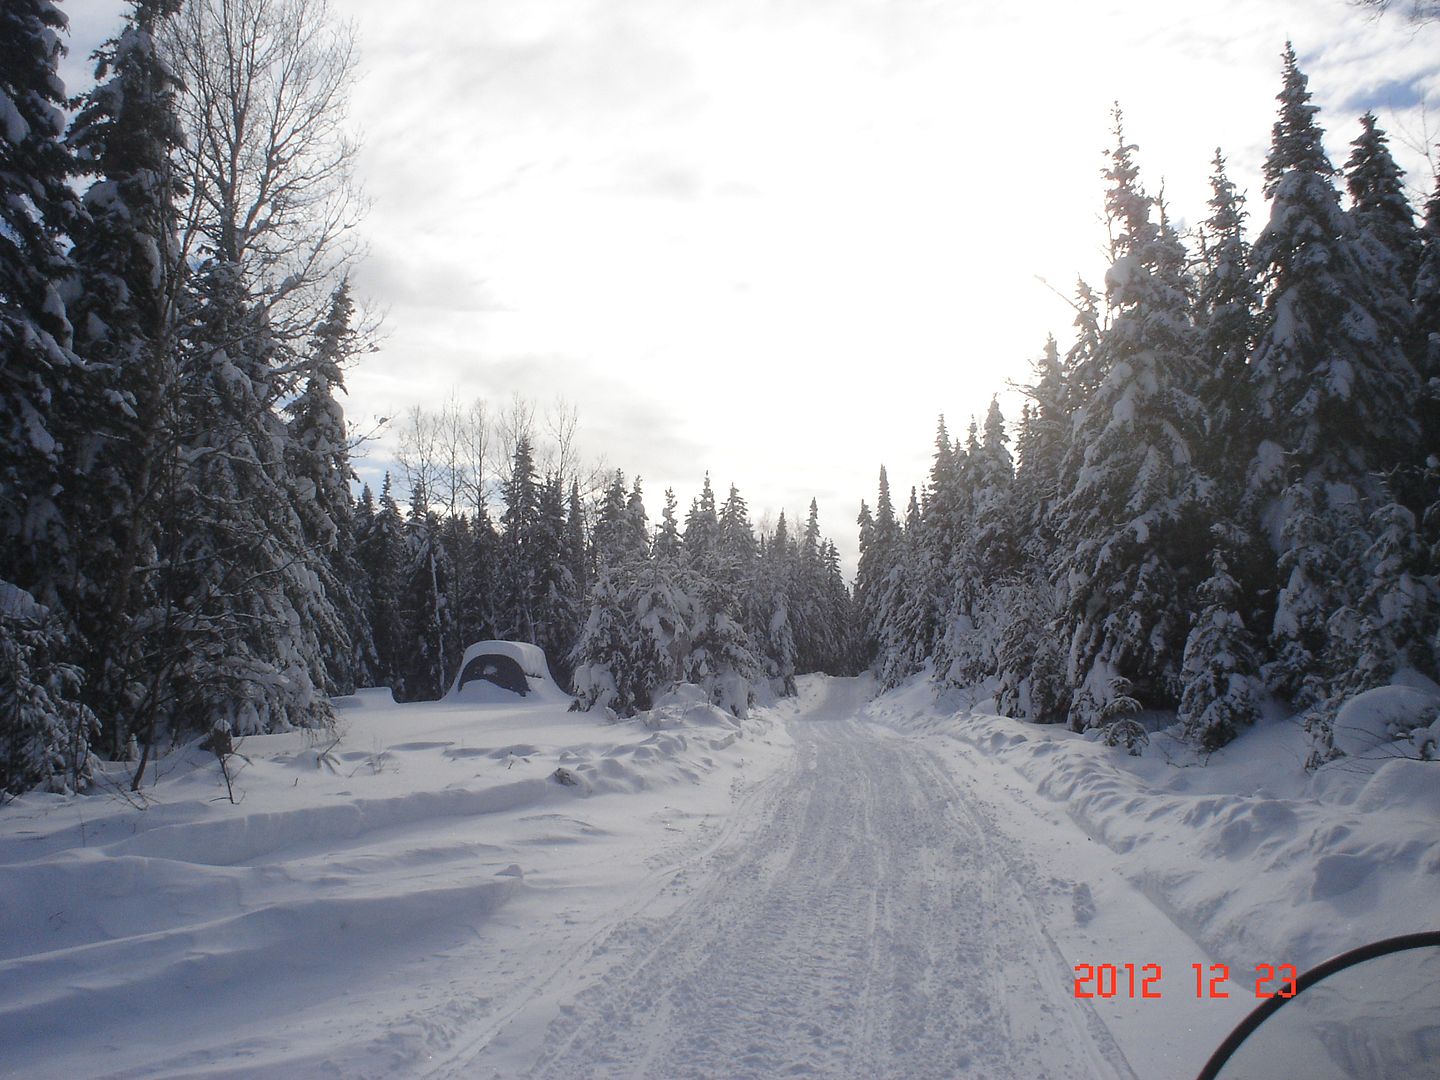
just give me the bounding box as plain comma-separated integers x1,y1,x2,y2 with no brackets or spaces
507,711,1133,1079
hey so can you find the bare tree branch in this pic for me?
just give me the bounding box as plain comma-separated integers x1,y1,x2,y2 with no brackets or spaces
165,0,367,349
1352,0,1440,22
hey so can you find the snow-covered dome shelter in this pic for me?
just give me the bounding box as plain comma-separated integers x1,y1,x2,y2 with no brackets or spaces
447,641,566,702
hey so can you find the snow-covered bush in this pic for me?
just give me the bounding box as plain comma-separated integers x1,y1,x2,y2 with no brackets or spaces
0,583,98,796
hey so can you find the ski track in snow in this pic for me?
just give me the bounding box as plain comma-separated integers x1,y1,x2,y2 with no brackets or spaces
439,680,1136,1080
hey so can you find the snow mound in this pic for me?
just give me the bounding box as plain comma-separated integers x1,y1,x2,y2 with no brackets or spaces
1331,685,1439,759
644,683,744,734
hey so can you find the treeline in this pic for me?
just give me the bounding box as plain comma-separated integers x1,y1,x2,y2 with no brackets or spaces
357,416,858,717
2,0,371,795
855,46,1440,761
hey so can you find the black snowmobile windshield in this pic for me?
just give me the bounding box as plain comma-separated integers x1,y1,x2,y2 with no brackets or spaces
1199,932,1440,1080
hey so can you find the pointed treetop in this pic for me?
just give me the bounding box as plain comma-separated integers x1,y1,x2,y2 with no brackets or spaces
1103,104,1151,262
1345,111,1421,283
1264,43,1334,198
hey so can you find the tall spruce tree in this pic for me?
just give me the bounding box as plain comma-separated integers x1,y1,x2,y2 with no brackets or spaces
1195,150,1260,492
753,512,798,692
683,472,719,574
593,469,630,567
854,466,900,668
1249,47,1420,500
285,280,369,693
357,475,408,693
399,481,450,699
1054,112,1205,735
0,0,82,782
876,487,930,688
154,259,336,741
1,0,85,603
63,0,188,748
1415,171,1440,596
994,350,1072,723
533,471,580,683
498,435,541,643
1344,112,1422,300
1249,46,1423,708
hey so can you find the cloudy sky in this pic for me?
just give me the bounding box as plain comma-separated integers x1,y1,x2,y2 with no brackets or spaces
63,0,1439,570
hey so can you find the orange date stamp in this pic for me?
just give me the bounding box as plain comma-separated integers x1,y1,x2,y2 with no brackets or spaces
1072,963,1299,1000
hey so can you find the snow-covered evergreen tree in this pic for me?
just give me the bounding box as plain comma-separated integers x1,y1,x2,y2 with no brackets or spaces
1344,112,1422,303
1195,150,1259,492
1248,48,1423,710
0,583,98,796
566,479,588,600
1248,47,1420,508
1345,499,1437,690
992,570,1069,723
1,0,84,607
939,401,1014,688
533,471,580,684
1014,338,1071,555
155,259,336,737
56,0,187,751
789,497,827,673
854,466,901,668
498,435,542,643
593,469,631,567
1418,169,1440,382
682,472,720,576
717,484,757,588
1416,172,1440,595
1177,544,1263,750
399,482,452,699
285,280,369,694
572,479,691,715
653,487,682,562
357,475,407,693
1265,481,1357,706
752,513,798,693
876,488,931,688
570,564,646,716
819,538,856,675
685,572,759,718
1054,112,1206,732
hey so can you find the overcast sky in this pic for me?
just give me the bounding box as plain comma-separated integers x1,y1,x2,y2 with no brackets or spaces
62,0,1439,572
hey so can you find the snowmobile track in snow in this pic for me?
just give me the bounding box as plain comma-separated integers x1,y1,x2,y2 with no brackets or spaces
442,679,1137,1079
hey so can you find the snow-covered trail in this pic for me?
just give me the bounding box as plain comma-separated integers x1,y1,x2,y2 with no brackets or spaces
448,679,1138,1080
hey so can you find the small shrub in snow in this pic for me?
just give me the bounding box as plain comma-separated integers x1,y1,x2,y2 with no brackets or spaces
1177,549,1262,751
0,584,98,797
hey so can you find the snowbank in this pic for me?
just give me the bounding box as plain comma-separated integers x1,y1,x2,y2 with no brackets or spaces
861,675,1440,974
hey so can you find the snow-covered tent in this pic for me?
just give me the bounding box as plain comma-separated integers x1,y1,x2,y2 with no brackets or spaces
447,641,566,702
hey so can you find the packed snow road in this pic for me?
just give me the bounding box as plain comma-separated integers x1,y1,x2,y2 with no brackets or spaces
445,679,1138,1080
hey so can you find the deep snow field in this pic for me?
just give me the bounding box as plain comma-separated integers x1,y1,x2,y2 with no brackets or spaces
1,671,1437,1078
0,678,793,1078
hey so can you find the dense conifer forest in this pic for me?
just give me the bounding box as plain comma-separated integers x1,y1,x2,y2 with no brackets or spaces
856,49,1440,762
2,0,1437,797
